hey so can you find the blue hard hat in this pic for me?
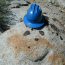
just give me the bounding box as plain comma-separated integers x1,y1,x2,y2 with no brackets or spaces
24,3,45,29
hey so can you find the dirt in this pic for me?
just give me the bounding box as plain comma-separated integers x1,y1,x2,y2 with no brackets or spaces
48,53,65,65
8,33,53,57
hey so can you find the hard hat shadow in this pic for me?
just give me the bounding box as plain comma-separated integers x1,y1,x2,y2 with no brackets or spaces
35,15,49,30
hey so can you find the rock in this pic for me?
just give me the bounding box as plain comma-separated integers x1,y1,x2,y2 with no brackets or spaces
23,30,30,36
39,31,44,36
0,1,65,65
24,0,35,3
20,18,23,22
60,36,63,40
34,38,39,41
52,18,58,21
50,24,59,32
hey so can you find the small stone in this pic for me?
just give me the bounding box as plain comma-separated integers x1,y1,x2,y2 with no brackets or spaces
34,38,39,41
39,31,44,36
28,46,30,49
60,9,65,13
20,18,23,22
23,30,30,36
52,18,58,21
16,5,20,8
52,32,54,34
50,24,59,32
56,33,58,36
24,0,31,4
11,4,20,8
60,36,63,40
21,4,28,6
55,4,59,7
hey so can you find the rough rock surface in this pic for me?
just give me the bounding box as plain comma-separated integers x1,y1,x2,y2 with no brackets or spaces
24,0,65,8
0,0,65,65
47,0,65,8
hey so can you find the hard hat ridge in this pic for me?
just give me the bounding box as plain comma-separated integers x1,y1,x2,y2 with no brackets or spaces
24,3,46,29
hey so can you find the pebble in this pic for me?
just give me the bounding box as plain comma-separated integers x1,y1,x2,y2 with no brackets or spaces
20,18,23,22
23,30,30,36
60,36,63,40
52,18,58,21
56,33,58,36
39,31,44,36
34,38,39,41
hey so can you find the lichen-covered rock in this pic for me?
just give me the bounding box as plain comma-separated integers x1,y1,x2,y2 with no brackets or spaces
0,1,65,65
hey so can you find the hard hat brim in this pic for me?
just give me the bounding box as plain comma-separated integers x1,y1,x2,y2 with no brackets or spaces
24,15,45,29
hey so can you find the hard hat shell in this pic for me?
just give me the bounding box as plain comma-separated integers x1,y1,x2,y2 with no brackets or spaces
24,3,45,28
